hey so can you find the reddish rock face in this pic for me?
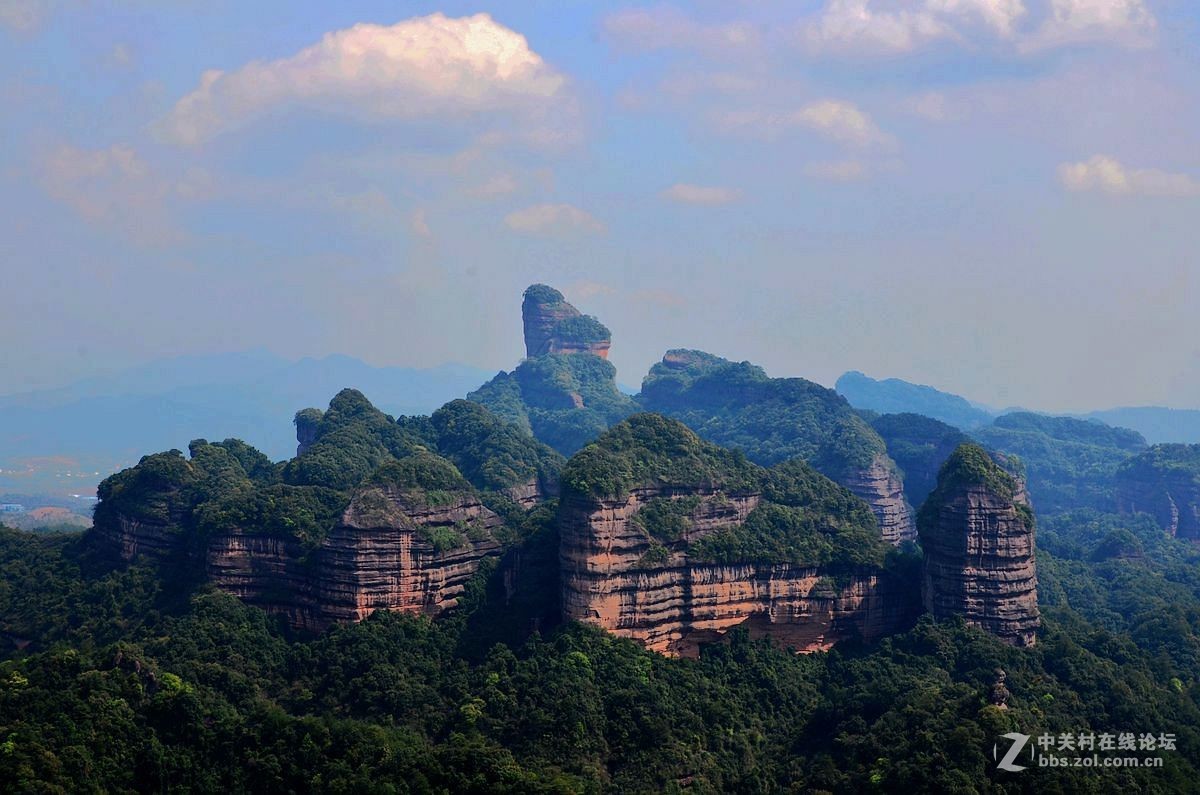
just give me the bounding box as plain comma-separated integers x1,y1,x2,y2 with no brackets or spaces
840,453,916,546
521,284,611,360
919,445,1040,647
99,487,505,631
559,486,918,658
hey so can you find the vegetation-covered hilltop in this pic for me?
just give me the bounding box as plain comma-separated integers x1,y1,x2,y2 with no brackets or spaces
639,349,890,478
4,497,1200,790
562,414,890,568
836,370,996,429
469,355,637,457
974,411,1147,515
869,412,971,508
1115,443,1200,538
94,390,564,558
918,442,1033,532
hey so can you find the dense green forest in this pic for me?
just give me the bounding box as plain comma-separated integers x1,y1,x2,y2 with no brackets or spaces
3,505,1199,792
973,412,1148,515
637,350,892,482
469,355,637,456
3,375,1200,791
869,412,971,508
561,415,890,568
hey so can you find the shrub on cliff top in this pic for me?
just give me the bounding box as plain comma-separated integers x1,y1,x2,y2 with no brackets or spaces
918,443,1032,533
561,413,760,500
430,400,564,492
553,314,610,344
368,452,471,493
523,283,566,306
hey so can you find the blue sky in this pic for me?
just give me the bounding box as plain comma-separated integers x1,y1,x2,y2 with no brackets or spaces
2,0,1198,411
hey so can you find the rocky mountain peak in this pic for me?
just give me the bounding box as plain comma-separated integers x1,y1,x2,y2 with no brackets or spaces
521,284,611,359
918,443,1039,646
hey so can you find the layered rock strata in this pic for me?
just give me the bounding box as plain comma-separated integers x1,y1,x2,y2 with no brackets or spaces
840,453,916,546
522,284,611,359
1115,444,1200,539
560,486,917,657
919,444,1039,647
103,488,504,631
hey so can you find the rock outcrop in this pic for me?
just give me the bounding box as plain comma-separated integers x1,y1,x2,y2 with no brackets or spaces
559,415,920,657
522,284,611,359
919,443,1039,647
294,408,323,457
1115,444,1200,539
103,486,505,632
640,349,917,546
471,286,636,456
560,486,917,657
96,514,181,561
838,453,916,546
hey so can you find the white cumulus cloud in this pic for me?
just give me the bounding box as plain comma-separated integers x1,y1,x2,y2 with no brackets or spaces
800,0,1148,55
1022,0,1155,51
799,0,954,55
159,13,569,145
716,100,892,148
927,0,1027,37
1058,155,1199,197
661,183,741,205
504,203,605,236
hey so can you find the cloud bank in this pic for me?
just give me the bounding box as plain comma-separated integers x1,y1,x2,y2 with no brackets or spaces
160,13,569,145
503,203,605,236
1058,155,1200,197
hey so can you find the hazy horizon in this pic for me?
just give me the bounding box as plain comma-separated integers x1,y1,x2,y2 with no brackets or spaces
4,2,1199,413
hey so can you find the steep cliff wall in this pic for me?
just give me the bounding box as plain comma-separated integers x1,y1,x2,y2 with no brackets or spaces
838,453,916,546
639,349,916,546
522,284,611,360
1115,444,1200,539
919,444,1039,647
560,480,918,658
102,487,505,631
94,515,182,561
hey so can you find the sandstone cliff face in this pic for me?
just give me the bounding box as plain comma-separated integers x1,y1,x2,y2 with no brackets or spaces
502,477,555,509
522,284,611,360
560,486,917,657
95,515,181,561
103,488,504,631
1115,445,1200,539
919,446,1039,647
294,409,322,457
839,454,916,546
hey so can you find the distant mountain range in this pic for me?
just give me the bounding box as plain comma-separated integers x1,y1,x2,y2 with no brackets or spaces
835,370,1200,444
835,371,995,429
0,351,492,496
